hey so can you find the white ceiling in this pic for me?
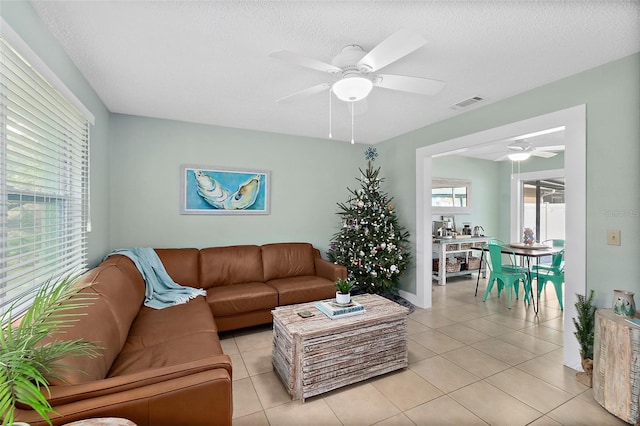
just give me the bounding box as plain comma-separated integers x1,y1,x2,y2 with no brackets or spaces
30,1,640,145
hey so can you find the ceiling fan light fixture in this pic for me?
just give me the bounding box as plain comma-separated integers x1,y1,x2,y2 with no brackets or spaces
508,152,531,161
332,75,373,102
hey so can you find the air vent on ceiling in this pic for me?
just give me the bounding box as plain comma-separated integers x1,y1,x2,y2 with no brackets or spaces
451,96,485,110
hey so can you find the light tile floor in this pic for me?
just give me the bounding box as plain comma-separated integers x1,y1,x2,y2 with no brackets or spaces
221,276,627,425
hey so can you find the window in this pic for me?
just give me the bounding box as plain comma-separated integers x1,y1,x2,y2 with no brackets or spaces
521,178,565,242
432,178,472,214
432,185,467,207
0,35,90,317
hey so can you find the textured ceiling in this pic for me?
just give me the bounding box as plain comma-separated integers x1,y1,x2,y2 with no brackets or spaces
30,1,640,145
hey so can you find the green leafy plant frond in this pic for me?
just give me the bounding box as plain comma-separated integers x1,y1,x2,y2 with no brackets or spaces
1,273,101,426
572,289,596,360
335,279,354,295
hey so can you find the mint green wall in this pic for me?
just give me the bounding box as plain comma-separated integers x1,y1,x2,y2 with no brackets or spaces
431,156,501,237
1,1,111,267
108,114,363,254
380,54,640,307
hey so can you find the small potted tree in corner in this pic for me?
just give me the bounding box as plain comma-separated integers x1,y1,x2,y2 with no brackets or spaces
573,289,596,387
335,278,354,305
0,274,100,426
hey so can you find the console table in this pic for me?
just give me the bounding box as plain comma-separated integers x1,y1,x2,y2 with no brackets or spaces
593,308,640,424
432,237,490,285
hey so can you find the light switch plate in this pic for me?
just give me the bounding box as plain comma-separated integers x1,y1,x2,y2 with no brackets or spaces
607,229,621,246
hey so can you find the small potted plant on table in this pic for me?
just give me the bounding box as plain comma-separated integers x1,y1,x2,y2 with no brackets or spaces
335,278,354,305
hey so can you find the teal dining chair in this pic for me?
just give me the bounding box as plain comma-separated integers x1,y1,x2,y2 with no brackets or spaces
483,242,531,309
532,248,565,310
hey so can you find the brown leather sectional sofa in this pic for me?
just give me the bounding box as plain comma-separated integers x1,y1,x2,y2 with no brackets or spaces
14,242,346,426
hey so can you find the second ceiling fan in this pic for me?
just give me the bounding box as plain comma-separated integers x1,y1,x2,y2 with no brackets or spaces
269,29,446,104
498,140,565,161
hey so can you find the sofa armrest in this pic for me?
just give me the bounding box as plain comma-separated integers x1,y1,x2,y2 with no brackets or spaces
16,368,232,426
315,257,347,281
45,354,232,406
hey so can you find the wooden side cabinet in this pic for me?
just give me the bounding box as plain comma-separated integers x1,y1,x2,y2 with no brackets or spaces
593,308,640,424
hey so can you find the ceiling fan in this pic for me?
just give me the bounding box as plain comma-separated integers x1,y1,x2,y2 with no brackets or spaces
498,140,565,161
269,29,446,104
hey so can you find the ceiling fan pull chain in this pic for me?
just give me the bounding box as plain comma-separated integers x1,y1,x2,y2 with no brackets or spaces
351,102,355,144
518,158,521,175
329,88,332,138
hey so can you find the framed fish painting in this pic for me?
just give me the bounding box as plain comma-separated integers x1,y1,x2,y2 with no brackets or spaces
180,165,270,215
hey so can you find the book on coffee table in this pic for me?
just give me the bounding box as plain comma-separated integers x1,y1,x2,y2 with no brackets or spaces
315,299,365,319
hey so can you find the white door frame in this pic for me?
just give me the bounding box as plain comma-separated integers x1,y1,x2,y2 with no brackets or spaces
402,105,586,369
510,168,565,243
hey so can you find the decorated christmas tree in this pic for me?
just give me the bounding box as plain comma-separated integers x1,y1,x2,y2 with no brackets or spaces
327,161,411,294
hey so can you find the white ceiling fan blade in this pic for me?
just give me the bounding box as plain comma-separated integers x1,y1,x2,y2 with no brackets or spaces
357,29,426,72
531,151,557,158
269,50,341,74
535,144,565,152
508,140,530,151
374,74,445,95
276,83,330,103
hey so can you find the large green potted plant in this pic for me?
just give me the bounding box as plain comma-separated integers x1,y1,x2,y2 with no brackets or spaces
0,274,101,426
573,289,596,387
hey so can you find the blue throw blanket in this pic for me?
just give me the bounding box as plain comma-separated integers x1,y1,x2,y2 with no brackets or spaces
106,248,206,309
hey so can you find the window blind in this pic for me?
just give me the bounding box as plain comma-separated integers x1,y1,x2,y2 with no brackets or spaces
0,36,89,317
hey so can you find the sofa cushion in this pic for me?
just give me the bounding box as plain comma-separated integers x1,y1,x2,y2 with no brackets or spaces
206,282,278,316
155,248,200,287
120,296,217,354
108,331,223,378
46,256,146,385
261,242,315,281
267,275,336,306
199,245,263,288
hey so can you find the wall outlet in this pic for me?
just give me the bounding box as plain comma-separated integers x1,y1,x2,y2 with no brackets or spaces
607,229,621,246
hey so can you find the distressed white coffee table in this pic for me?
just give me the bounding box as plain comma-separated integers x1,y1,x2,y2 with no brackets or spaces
272,293,409,401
